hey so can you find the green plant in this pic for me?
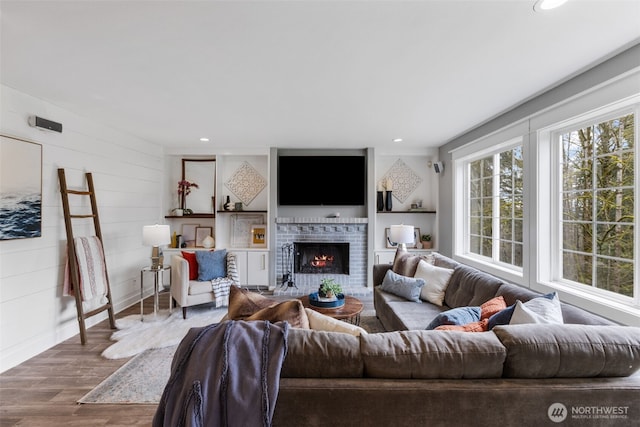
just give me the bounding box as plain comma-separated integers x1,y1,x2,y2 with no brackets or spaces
421,234,432,242
319,278,343,298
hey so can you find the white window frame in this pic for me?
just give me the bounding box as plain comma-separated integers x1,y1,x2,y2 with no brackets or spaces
452,122,528,285
537,99,639,309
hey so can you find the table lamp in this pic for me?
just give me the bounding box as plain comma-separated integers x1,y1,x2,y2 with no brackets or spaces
143,224,171,269
390,224,414,251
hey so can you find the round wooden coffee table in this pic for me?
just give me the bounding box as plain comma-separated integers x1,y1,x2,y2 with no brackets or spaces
299,295,364,325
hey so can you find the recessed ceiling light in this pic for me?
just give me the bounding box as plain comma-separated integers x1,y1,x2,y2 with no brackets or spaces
199,137,210,142
533,0,568,12
392,138,403,143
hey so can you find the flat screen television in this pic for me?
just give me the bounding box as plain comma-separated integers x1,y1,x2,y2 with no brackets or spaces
278,155,366,206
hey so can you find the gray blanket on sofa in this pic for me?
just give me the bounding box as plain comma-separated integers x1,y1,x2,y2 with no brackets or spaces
153,320,289,427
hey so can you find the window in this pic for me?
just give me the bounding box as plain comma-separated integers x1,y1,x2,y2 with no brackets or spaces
558,112,635,298
465,142,524,270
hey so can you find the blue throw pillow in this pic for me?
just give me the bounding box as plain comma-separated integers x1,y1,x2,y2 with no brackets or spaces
196,249,227,281
426,306,481,330
487,304,516,330
380,269,424,303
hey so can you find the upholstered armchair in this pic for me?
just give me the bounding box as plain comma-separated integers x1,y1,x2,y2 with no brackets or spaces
171,250,240,319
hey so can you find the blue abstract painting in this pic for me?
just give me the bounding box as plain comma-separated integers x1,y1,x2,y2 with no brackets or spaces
0,135,42,240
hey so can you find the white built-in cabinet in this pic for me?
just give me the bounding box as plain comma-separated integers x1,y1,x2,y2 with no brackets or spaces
234,250,269,288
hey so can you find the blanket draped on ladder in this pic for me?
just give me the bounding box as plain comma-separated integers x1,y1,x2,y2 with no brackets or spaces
153,320,289,427
63,236,109,310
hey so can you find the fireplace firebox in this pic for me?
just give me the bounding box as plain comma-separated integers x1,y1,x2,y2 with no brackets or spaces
294,242,349,275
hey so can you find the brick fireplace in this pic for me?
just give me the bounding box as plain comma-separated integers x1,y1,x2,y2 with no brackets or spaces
274,217,370,296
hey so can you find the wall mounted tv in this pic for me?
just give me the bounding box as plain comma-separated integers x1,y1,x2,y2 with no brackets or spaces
278,155,366,206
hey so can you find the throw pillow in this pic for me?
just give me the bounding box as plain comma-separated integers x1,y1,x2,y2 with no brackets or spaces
426,306,481,330
487,304,516,330
305,308,368,336
246,299,310,329
510,292,563,325
413,259,454,306
435,318,489,332
196,249,227,281
227,285,278,319
480,296,507,320
380,269,424,303
392,250,423,277
181,251,198,280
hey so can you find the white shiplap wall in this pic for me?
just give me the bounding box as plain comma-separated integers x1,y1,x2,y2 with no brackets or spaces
0,85,165,372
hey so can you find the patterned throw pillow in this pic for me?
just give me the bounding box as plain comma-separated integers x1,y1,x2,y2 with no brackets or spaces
380,269,424,303
480,296,507,320
227,285,310,329
181,251,199,280
196,249,227,281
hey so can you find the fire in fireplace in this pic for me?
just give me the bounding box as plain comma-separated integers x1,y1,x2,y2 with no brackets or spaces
294,242,349,275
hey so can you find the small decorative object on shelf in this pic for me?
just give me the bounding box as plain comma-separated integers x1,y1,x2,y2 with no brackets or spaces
223,195,232,211
385,178,393,211
421,234,432,249
202,235,215,249
177,180,199,212
377,191,384,211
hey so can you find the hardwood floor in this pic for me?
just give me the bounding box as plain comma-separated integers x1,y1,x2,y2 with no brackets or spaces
0,291,375,426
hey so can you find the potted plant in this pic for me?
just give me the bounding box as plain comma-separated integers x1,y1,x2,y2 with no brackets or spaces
318,278,343,299
421,234,433,249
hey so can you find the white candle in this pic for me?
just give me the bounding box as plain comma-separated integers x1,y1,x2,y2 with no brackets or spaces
377,182,384,192
386,178,393,191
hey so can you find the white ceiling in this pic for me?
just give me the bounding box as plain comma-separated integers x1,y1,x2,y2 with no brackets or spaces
1,0,639,151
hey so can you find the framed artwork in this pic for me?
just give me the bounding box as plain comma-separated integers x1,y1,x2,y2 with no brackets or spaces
231,213,265,247
195,226,213,247
250,224,267,248
181,223,199,247
386,227,420,249
0,135,42,240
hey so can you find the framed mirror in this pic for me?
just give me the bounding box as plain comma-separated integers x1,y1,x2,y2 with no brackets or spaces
182,158,216,214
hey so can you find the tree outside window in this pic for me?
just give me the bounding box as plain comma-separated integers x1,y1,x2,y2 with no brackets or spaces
560,113,635,298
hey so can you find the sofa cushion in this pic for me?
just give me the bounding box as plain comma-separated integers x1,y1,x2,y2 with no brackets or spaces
181,251,199,280
281,329,363,378
380,270,424,303
360,330,506,379
196,249,227,281
494,324,640,378
305,308,368,337
392,250,425,277
510,292,563,325
245,299,310,329
414,259,454,306
426,306,481,330
444,264,505,308
227,285,280,318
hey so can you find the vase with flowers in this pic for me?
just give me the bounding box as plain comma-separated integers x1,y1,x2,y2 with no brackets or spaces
177,180,199,214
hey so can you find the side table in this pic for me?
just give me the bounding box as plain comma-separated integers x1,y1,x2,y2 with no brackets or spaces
140,265,171,321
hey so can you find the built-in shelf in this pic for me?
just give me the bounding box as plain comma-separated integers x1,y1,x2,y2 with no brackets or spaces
377,210,436,214
216,210,267,214
165,214,215,219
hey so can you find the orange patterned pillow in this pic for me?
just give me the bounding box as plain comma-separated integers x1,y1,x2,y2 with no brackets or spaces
435,319,489,332
480,296,507,320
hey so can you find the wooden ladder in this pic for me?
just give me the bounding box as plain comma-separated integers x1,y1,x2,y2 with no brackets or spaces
58,168,116,344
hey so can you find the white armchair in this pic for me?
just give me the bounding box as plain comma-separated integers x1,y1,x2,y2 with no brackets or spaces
171,251,240,319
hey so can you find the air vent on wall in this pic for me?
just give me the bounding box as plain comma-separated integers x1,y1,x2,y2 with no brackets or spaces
28,116,63,133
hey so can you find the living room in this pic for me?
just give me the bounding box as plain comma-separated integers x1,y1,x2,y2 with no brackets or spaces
1,1,639,418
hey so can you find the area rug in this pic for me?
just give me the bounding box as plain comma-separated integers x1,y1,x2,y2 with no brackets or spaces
102,305,227,359
81,314,386,404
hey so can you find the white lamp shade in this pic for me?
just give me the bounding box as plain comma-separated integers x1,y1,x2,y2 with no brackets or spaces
390,224,414,244
142,224,171,246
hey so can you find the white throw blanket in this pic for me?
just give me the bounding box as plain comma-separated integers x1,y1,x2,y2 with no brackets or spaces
64,236,109,310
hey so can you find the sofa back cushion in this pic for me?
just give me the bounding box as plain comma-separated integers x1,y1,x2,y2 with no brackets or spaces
281,329,363,378
494,324,640,378
360,330,506,379
444,264,504,308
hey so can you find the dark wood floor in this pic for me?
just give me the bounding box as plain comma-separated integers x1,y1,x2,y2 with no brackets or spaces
0,291,375,426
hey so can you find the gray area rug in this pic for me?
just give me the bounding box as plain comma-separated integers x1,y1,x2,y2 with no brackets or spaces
79,314,385,404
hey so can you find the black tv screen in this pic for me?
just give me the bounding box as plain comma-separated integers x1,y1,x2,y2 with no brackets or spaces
278,156,366,206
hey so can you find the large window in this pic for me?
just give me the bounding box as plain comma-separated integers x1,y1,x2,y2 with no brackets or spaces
558,112,635,298
466,142,524,270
